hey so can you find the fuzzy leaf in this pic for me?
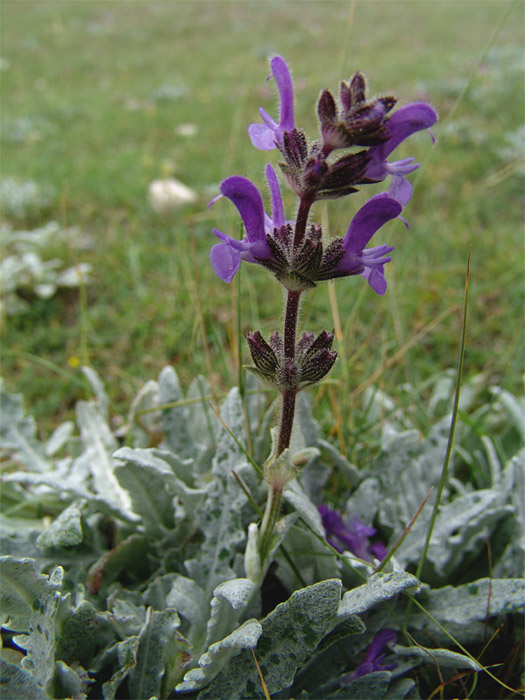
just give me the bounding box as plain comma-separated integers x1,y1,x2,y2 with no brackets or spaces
101,636,140,700
127,378,159,447
56,598,114,668
127,608,191,700
0,382,49,472
328,670,392,699
113,449,178,533
114,447,205,527
36,499,86,549
0,557,61,632
276,523,339,590
397,487,513,576
81,365,110,420
75,401,132,514
177,618,262,694
158,366,193,459
45,421,74,457
347,421,451,532
338,572,421,620
0,658,49,700
149,575,207,638
284,479,325,537
198,579,343,699
409,577,525,645
13,567,64,695
185,388,251,598
86,534,151,595
394,644,482,671
205,578,256,649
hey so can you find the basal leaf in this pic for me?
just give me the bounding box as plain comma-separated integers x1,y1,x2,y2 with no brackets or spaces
13,567,64,695
394,643,482,671
81,366,110,421
0,658,49,700
409,577,525,645
101,636,140,700
327,670,392,699
0,557,60,632
36,499,86,550
198,579,343,699
158,366,193,460
127,608,191,700
75,401,132,514
205,578,256,649
185,389,251,599
0,382,49,473
338,572,421,620
113,449,178,534
397,488,513,577
176,619,262,695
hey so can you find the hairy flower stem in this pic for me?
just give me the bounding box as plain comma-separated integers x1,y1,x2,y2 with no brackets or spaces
293,195,314,249
277,290,301,455
277,194,313,453
259,197,313,563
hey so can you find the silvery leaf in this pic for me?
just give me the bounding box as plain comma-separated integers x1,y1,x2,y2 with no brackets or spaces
197,579,343,699
0,382,49,473
338,572,421,620
176,618,262,694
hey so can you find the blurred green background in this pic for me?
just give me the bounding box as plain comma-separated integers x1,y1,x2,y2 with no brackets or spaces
1,0,523,442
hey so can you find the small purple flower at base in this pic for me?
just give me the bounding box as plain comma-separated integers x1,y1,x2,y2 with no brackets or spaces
365,102,438,205
318,505,386,562
344,630,398,683
248,56,295,151
209,164,286,282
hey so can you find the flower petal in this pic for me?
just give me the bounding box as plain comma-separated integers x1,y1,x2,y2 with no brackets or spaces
210,241,242,283
220,176,266,242
367,103,437,167
361,266,388,295
265,164,285,229
388,173,413,207
343,194,402,253
249,55,295,151
270,55,295,132
248,122,277,151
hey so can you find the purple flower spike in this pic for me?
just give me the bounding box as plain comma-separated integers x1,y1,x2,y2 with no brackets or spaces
318,505,385,562
345,629,398,682
249,56,295,151
209,167,287,282
365,102,437,204
334,194,402,295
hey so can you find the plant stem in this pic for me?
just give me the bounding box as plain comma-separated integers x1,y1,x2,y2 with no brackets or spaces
277,290,301,455
259,485,284,562
259,196,315,562
293,194,314,249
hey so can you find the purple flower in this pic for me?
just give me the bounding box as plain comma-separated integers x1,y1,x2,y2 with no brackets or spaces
209,164,285,282
248,56,295,151
345,630,398,682
365,103,437,205
318,505,386,562
334,194,404,295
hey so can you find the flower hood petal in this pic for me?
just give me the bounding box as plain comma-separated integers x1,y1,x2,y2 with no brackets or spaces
248,55,295,151
343,194,402,253
220,176,266,242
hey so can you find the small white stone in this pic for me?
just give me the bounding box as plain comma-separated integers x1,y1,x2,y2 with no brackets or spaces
148,178,197,213
175,123,198,137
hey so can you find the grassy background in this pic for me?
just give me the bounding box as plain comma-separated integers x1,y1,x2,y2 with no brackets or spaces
2,0,523,445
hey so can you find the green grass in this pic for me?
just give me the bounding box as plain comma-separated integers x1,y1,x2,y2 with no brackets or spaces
1,0,524,441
